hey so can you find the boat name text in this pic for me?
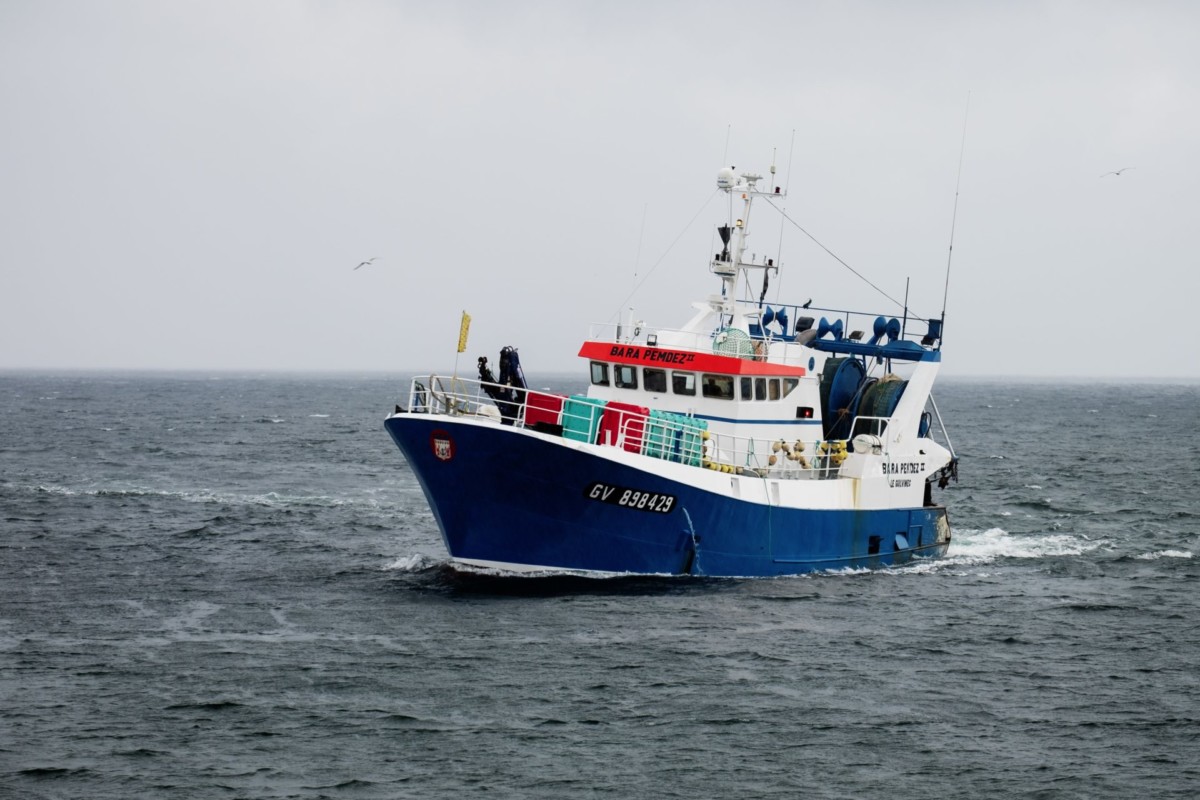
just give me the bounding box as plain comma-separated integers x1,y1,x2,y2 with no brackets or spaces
882,461,925,475
609,345,696,366
585,481,676,514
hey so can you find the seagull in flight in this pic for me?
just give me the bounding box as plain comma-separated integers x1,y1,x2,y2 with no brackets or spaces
353,257,378,270
1101,167,1135,177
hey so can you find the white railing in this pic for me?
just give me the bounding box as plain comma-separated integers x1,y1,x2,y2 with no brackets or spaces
585,300,938,353
399,376,861,480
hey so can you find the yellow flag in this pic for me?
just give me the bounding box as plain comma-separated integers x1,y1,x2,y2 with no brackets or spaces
457,311,471,353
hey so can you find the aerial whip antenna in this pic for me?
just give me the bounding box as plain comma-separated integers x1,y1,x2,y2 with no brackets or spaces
941,92,971,342
784,128,796,195
633,202,648,279
772,129,797,303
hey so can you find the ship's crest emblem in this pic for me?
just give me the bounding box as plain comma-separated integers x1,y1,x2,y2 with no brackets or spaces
431,430,455,462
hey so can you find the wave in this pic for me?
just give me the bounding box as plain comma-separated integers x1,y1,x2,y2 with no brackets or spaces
383,553,437,572
1134,549,1193,560
26,482,374,510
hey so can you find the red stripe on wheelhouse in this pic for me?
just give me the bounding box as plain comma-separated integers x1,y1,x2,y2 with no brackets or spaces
577,341,806,377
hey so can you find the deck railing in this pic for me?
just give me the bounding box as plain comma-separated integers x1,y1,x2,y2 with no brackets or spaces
587,300,939,352
400,376,868,480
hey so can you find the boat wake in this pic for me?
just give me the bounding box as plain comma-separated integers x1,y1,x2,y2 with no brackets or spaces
880,526,1106,575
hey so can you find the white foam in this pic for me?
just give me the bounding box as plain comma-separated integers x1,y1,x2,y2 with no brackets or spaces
866,528,1102,577
942,527,1104,566
819,565,872,576
309,413,330,418
35,483,77,496
384,553,433,572
1134,550,1193,561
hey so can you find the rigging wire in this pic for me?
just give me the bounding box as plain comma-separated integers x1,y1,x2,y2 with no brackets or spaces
761,196,921,319
607,189,721,324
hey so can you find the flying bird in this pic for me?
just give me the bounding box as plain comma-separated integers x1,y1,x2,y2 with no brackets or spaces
1101,168,1135,177
353,257,378,270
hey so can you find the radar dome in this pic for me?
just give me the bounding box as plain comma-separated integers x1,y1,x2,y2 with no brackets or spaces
716,167,736,190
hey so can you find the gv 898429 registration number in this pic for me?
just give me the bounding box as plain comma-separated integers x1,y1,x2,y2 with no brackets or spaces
584,481,676,514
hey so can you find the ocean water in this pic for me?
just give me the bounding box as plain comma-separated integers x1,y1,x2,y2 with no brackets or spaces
2,372,1198,799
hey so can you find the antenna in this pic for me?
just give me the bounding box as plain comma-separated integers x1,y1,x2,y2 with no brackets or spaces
772,145,786,301
785,129,796,194
633,202,647,279
941,92,971,341
775,129,797,304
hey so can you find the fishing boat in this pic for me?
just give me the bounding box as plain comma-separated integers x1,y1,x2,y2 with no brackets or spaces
384,162,959,576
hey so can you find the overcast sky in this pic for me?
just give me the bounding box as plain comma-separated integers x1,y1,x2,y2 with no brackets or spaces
2,1,1197,378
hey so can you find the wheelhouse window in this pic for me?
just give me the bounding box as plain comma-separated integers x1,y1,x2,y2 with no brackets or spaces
702,374,734,400
769,378,781,401
644,368,667,393
672,371,696,396
754,377,766,400
783,377,799,396
615,364,638,389
590,362,609,386
740,377,753,401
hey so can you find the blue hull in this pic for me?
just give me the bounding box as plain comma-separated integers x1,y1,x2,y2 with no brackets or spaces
385,415,950,577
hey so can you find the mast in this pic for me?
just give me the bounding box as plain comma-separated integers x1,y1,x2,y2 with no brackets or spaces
714,166,780,327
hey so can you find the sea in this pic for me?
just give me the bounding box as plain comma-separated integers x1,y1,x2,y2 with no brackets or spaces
2,371,1198,799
